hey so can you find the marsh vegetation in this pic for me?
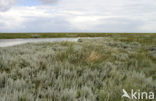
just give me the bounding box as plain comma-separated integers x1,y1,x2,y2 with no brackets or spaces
0,34,156,101
0,33,155,39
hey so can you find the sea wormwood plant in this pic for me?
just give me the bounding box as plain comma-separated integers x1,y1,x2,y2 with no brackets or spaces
0,34,156,101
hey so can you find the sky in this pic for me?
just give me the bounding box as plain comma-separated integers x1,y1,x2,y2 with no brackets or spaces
0,0,156,32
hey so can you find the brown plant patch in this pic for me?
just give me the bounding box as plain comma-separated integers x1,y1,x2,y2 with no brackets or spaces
87,51,102,62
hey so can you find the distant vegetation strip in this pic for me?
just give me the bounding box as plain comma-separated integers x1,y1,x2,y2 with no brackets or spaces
0,33,156,39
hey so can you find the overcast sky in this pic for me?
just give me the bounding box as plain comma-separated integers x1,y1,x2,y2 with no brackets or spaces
0,0,156,32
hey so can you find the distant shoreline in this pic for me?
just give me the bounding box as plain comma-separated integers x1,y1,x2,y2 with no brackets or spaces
0,33,156,39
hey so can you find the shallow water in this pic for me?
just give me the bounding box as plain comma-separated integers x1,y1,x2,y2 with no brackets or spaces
0,37,101,47
0,38,80,47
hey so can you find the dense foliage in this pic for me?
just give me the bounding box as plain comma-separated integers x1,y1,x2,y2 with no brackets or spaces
0,34,156,101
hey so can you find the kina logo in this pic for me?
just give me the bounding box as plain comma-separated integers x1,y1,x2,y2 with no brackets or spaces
122,89,155,100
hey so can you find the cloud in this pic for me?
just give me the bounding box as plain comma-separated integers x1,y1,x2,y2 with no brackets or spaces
0,0,59,12
67,16,104,30
39,0,58,4
0,0,156,32
0,0,17,11
0,6,73,32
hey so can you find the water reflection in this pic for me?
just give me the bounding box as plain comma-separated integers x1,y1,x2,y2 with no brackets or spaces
0,38,79,47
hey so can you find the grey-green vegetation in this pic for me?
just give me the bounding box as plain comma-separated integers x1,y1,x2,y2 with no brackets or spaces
0,34,156,101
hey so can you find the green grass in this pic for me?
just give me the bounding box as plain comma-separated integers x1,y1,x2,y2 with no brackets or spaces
0,34,156,101
0,33,156,39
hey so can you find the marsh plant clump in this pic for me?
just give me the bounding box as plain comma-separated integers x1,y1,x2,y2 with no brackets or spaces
0,35,156,101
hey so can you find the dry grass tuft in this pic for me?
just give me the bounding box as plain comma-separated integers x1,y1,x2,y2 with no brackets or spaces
87,51,102,62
